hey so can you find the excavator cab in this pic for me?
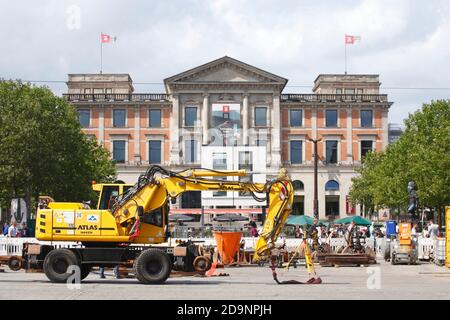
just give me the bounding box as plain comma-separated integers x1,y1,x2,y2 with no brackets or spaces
93,182,133,210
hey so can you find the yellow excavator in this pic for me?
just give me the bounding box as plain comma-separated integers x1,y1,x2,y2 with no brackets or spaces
30,165,314,284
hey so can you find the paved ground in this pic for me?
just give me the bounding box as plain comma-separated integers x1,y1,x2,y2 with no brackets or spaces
0,260,449,300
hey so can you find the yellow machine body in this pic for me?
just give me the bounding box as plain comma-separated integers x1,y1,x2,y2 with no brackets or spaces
35,166,294,259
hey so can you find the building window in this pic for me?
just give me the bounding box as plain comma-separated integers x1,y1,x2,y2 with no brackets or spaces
325,195,340,217
290,109,302,127
238,151,253,196
325,140,338,164
149,109,162,128
112,140,126,164
361,110,373,128
181,191,201,209
184,140,197,163
325,110,338,127
357,88,363,94
344,88,355,94
84,88,91,94
185,107,197,127
213,152,227,196
361,140,373,159
290,140,303,164
113,109,126,127
336,88,342,94
212,104,241,128
254,107,267,126
292,180,304,190
256,140,267,147
78,109,90,128
292,196,305,215
325,180,340,191
105,88,113,94
148,140,161,164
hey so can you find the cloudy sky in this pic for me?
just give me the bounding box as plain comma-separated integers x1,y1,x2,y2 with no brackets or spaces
1,0,449,124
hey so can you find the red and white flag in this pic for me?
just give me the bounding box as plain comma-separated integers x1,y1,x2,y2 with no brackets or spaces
101,33,116,43
345,34,361,44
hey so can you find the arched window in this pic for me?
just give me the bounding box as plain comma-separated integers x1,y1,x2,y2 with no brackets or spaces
292,180,304,191
325,180,339,191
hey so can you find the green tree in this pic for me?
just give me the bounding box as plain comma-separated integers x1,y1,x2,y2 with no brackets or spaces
350,100,450,221
0,80,116,212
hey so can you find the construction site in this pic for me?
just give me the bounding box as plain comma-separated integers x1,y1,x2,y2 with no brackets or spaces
0,166,449,300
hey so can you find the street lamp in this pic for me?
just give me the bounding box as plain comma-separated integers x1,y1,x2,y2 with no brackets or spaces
308,138,322,219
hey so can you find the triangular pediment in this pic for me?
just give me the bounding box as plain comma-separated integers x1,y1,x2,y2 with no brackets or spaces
164,56,287,86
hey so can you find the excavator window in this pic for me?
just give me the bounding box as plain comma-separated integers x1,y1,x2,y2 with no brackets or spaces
141,207,163,227
99,186,119,210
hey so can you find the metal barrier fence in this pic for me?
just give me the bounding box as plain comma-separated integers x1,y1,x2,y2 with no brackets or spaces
0,237,78,256
0,236,443,264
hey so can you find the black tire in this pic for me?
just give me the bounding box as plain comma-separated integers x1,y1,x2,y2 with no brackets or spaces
193,256,211,273
80,265,91,280
43,249,80,283
8,256,22,271
134,249,172,284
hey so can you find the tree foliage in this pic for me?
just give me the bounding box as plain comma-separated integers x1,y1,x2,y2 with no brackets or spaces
350,100,450,213
0,80,116,207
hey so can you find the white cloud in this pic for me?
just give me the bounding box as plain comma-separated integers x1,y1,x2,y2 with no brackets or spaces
0,0,449,124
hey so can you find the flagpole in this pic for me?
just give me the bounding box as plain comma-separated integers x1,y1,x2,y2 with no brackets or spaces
345,37,347,75
100,32,103,74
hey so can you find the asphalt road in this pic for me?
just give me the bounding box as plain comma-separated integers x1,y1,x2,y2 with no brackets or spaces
0,260,449,300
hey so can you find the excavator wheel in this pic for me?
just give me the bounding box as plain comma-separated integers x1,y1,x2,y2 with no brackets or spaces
8,256,22,271
134,248,172,284
43,248,80,283
193,256,211,273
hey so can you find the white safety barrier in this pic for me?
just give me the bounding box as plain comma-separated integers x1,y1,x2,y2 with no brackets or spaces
0,236,443,264
0,237,78,256
366,237,386,258
434,238,446,265
418,237,434,260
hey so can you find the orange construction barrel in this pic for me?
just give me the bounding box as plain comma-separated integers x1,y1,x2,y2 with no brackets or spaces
213,231,242,265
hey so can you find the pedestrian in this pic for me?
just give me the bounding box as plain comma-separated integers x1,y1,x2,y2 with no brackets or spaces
427,220,438,239
369,222,375,238
20,222,29,237
99,267,106,278
249,217,258,237
114,265,120,279
411,223,418,236
3,221,9,236
8,221,18,237
99,266,120,279
308,218,319,237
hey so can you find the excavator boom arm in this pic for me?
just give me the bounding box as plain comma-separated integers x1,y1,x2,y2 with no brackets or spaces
112,166,293,257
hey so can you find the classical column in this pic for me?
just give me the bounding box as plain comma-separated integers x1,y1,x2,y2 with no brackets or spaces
381,108,389,150
242,93,249,145
202,93,209,145
170,94,180,165
346,106,353,163
271,93,281,166
134,105,140,164
311,106,317,140
99,105,105,143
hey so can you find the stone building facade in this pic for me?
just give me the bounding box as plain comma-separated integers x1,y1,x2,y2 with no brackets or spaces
65,56,393,218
